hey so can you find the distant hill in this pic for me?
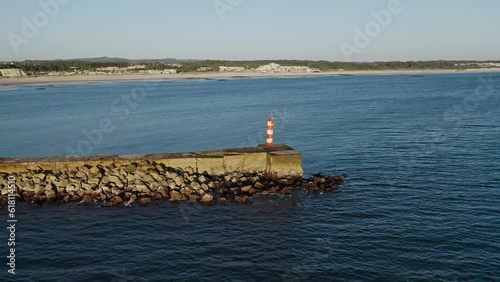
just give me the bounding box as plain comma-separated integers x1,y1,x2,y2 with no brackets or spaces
24,57,201,63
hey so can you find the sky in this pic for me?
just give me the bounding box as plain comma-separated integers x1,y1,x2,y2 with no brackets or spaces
1,0,500,62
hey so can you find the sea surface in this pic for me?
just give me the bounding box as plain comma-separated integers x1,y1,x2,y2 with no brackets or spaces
0,73,499,281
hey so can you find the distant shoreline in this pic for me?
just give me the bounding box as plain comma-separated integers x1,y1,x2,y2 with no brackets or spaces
1,68,499,86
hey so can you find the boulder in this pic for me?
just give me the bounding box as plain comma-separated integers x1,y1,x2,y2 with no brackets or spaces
60,178,69,187
155,164,165,173
198,175,207,183
170,190,184,201
250,176,260,184
111,196,124,206
81,195,93,203
149,183,160,192
184,166,194,175
91,190,102,200
76,190,85,197
190,181,201,190
241,185,253,192
70,195,81,202
33,173,45,181
157,187,168,198
201,183,209,192
189,193,201,202
126,174,136,183
88,177,100,185
66,184,79,193
254,182,265,189
201,193,214,204
142,174,155,183
75,171,87,180
44,188,57,201
69,177,82,183
165,171,178,179
137,185,150,194
111,187,122,195
46,174,57,182
138,197,151,206
135,170,146,178
124,163,137,174
78,166,90,174
34,184,45,195
149,171,160,181
278,178,292,185
89,166,100,174
108,175,125,188
174,176,183,186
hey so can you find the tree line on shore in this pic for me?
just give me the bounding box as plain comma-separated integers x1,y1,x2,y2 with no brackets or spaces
1,59,498,74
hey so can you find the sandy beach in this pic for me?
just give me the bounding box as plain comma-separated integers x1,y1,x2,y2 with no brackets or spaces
1,68,499,86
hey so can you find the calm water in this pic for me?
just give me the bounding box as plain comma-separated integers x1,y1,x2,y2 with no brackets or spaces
1,73,499,281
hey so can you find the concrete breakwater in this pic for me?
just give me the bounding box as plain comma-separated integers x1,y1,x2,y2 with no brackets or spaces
0,144,343,207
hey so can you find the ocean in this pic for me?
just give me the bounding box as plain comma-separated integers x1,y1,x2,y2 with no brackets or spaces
1,73,499,281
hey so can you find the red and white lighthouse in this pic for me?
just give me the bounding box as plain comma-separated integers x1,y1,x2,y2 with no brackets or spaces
265,114,274,146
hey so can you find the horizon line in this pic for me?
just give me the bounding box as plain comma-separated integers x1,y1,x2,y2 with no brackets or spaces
2,57,500,63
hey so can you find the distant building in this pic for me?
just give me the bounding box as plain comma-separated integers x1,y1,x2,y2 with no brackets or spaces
96,67,119,72
163,69,177,74
457,62,500,67
127,65,146,70
255,63,314,73
219,66,245,72
197,67,213,71
0,69,26,77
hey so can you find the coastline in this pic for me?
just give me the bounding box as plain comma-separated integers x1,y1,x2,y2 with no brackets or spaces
0,68,499,86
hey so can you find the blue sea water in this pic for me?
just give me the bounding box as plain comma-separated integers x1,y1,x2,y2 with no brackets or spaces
0,73,499,281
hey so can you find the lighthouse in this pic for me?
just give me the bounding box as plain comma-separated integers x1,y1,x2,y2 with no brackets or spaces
265,114,274,146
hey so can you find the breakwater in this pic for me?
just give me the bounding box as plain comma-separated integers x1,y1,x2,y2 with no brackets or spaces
0,144,343,207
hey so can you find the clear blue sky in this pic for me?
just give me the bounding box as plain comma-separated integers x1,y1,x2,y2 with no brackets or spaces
1,0,499,62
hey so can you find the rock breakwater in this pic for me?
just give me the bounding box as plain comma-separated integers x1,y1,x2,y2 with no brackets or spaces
0,161,343,207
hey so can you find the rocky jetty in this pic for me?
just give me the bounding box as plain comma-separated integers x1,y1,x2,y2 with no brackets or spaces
0,161,343,207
